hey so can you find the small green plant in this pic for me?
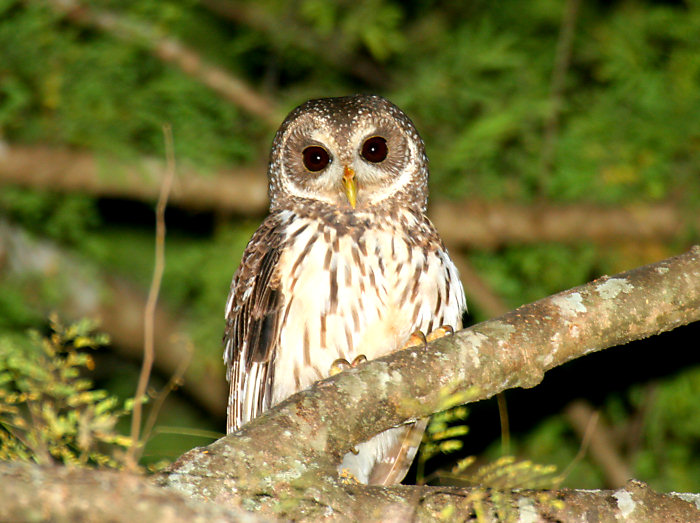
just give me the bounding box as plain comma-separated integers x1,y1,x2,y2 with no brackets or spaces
417,396,562,522
416,404,472,485
0,315,133,467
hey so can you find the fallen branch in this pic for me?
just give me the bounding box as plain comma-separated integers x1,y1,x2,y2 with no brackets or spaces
156,247,700,519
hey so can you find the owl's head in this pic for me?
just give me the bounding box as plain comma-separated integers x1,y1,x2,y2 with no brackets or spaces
267,95,429,213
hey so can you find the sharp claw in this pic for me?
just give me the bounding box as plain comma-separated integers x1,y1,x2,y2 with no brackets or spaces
330,358,351,376
425,325,455,343
352,354,367,366
339,468,361,484
404,330,428,349
330,355,367,376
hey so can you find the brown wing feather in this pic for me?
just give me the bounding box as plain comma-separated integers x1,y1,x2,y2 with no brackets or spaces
224,212,286,433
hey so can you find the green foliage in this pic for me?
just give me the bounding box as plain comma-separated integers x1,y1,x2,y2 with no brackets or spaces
632,367,700,492
0,316,132,467
417,405,471,484
419,401,561,492
0,188,100,247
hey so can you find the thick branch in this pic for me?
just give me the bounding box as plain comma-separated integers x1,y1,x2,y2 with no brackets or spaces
158,247,700,518
0,145,268,215
2,144,698,247
0,461,259,522
2,456,698,521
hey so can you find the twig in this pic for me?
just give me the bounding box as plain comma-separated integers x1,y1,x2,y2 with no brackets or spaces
496,393,510,456
139,337,195,452
42,0,282,126
564,399,632,487
540,0,581,186
560,403,599,482
126,125,176,468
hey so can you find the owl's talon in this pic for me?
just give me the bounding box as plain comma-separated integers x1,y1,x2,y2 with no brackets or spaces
351,354,367,366
330,355,368,376
339,468,361,484
330,358,351,376
426,325,454,342
403,326,454,350
403,330,427,350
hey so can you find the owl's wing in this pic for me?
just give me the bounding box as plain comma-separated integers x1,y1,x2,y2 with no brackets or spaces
224,214,285,433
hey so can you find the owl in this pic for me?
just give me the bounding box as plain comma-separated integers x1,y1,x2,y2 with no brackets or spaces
224,95,466,485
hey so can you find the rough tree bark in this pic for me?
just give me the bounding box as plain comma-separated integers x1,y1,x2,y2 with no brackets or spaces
3,247,697,521
153,246,700,520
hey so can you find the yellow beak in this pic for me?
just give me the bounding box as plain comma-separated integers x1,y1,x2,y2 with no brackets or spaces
342,166,357,209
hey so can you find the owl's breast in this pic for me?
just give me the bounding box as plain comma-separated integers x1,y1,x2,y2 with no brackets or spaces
271,210,465,405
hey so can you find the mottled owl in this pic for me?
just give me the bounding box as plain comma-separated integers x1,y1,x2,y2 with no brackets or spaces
224,94,466,485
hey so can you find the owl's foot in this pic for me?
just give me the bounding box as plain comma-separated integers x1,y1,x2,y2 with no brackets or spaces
339,468,361,484
329,354,368,376
403,325,454,349
427,325,454,342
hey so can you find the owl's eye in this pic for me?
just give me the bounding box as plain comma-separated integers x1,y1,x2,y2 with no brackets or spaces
361,136,388,163
302,146,331,172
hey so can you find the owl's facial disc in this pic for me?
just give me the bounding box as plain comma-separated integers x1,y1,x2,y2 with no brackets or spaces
271,95,429,212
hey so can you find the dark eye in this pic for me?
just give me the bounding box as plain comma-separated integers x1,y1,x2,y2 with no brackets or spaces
302,146,331,172
361,136,388,163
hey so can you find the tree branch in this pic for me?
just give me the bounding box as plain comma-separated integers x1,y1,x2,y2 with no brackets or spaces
2,144,698,247
200,0,389,87
0,145,268,215
156,247,700,519
41,0,282,126
0,461,260,522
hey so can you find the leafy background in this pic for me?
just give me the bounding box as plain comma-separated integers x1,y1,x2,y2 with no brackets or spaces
1,0,699,491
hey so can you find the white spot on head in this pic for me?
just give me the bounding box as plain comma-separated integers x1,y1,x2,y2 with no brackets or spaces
613,489,636,517
596,277,633,299
552,292,586,317
655,266,669,274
